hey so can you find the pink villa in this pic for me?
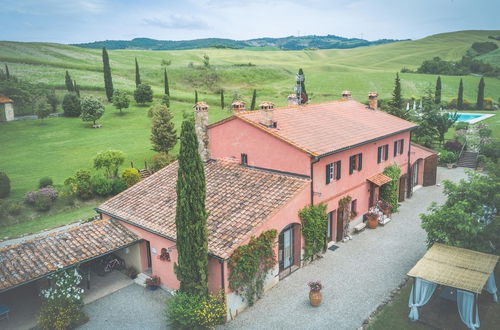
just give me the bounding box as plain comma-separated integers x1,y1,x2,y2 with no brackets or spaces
96,92,437,317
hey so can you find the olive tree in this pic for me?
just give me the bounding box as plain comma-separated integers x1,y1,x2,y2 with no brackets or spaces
112,89,130,114
93,150,125,178
80,96,105,126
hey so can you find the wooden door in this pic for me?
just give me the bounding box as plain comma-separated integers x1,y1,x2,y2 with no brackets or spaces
398,175,406,202
336,209,344,241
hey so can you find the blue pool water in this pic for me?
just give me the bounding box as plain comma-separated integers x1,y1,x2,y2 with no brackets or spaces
453,113,482,122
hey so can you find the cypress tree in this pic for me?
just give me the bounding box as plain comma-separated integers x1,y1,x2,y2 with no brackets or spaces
457,79,464,110
65,71,74,92
298,68,308,104
390,72,403,109
164,69,170,96
435,76,442,104
4,64,9,80
74,80,80,97
174,119,208,296
220,89,224,109
102,47,114,102
195,90,198,104
135,58,141,87
476,77,485,110
151,104,177,154
250,89,257,110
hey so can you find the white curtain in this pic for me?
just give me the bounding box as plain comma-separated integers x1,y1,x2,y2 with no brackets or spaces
457,290,480,330
408,278,437,321
485,272,498,303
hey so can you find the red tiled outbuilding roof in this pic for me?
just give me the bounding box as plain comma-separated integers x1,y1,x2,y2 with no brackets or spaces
97,160,310,259
235,100,417,156
0,95,13,103
367,173,392,186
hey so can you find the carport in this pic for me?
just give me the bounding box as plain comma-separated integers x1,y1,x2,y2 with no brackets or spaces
0,219,140,330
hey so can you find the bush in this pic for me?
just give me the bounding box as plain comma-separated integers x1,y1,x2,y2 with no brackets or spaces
121,168,141,187
134,84,153,104
93,150,125,178
25,187,58,211
455,122,469,131
166,291,226,329
39,177,53,188
111,178,128,195
7,201,23,215
0,171,10,198
444,140,463,153
481,141,500,161
90,173,113,196
62,93,81,117
438,150,458,164
150,153,176,172
448,98,472,110
38,298,86,330
75,169,93,200
483,97,494,110
34,193,53,211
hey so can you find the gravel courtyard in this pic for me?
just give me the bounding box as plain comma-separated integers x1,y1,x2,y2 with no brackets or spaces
222,167,468,330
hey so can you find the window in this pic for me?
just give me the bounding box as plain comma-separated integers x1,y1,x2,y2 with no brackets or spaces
327,211,335,241
326,161,341,184
241,153,248,166
394,139,405,156
377,144,389,163
349,153,363,174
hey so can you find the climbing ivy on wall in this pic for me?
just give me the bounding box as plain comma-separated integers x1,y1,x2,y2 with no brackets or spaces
380,164,401,213
228,229,277,306
299,203,328,261
338,195,352,239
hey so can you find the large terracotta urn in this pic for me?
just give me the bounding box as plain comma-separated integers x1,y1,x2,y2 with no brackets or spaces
309,290,323,307
367,215,379,229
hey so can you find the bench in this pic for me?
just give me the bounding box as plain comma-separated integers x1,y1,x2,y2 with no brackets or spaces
354,222,366,233
0,304,10,321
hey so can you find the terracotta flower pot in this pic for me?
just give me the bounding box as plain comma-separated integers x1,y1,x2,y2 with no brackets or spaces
309,290,322,307
383,208,391,216
367,216,378,229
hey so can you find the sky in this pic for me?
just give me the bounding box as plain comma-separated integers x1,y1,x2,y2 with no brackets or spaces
1,0,499,44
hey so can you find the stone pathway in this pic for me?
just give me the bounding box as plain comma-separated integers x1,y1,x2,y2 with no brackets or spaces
221,167,468,330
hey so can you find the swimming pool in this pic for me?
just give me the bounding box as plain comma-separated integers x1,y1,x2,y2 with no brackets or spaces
449,113,495,124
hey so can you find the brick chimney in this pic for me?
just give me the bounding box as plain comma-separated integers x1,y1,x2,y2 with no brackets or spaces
193,101,210,162
231,100,245,112
259,101,275,127
368,92,378,110
341,90,352,100
287,94,299,106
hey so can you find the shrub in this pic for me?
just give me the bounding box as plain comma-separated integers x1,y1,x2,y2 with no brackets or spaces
150,153,175,172
481,141,500,161
25,187,58,211
0,171,10,198
299,204,327,261
7,201,23,215
448,98,472,110
90,173,113,196
39,177,53,188
444,140,463,153
484,97,494,110
75,169,93,200
134,84,153,104
455,122,469,131
121,168,141,187
93,150,125,178
166,291,226,329
380,164,401,213
34,193,53,211
111,178,128,195
479,127,492,138
438,150,458,164
62,93,81,117
37,298,85,330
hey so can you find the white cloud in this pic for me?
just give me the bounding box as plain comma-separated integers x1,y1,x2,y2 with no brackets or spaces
143,15,210,30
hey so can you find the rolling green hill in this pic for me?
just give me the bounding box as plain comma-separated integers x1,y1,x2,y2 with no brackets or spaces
1,30,499,108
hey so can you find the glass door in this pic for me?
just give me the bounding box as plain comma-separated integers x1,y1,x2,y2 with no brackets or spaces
279,226,294,271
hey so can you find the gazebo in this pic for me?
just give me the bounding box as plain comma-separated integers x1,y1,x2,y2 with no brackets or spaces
407,244,498,330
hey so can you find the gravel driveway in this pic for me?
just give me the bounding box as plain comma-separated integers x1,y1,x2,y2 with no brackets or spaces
80,284,171,330
221,167,468,330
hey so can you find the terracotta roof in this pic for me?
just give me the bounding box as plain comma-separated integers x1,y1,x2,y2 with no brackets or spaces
236,100,417,156
0,219,139,292
411,143,437,158
0,95,13,103
97,160,310,259
367,173,392,186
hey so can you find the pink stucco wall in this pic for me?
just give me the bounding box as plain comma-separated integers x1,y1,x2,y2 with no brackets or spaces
209,118,311,175
410,144,435,186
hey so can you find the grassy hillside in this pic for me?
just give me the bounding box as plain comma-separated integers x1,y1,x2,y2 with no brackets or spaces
1,30,499,107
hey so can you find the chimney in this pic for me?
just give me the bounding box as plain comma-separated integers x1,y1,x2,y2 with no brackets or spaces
341,90,352,100
193,101,210,162
259,101,275,127
368,92,378,110
231,100,246,112
287,94,299,106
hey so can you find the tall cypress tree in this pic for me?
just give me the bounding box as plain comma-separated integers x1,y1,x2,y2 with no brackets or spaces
435,76,442,104
102,47,114,102
174,119,208,296
65,71,74,92
220,89,224,109
457,79,464,110
135,58,141,87
390,72,403,109
250,89,257,110
4,64,9,80
298,68,308,104
476,77,485,110
195,90,198,104
164,69,170,96
74,80,80,97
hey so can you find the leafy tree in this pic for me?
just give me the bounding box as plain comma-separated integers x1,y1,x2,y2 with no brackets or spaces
150,104,177,154
220,89,224,109
36,103,51,123
121,168,141,187
62,93,81,117
65,71,74,92
435,76,442,104
174,119,209,296
412,89,440,147
102,47,114,102
164,68,170,96
133,84,153,104
0,171,10,198
80,96,105,126
421,162,500,254
202,54,210,67
46,90,59,113
93,150,125,178
112,89,130,114
4,64,10,79
250,89,257,110
457,78,464,110
387,72,408,119
195,90,198,104
135,57,141,86
476,77,485,110
429,111,458,145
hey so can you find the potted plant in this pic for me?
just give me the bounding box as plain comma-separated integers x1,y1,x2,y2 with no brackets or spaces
377,200,391,216
366,211,379,229
439,150,457,169
308,281,323,307
126,266,138,279
145,275,161,290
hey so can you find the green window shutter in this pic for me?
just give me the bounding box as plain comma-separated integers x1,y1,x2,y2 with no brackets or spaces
400,140,404,154
394,141,398,156
336,161,342,180
358,153,363,171
384,145,389,161
377,146,382,163
349,155,354,174
326,163,331,184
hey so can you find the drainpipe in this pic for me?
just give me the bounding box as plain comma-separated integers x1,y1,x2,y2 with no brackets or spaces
219,259,225,291
310,156,320,205
406,132,413,199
